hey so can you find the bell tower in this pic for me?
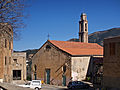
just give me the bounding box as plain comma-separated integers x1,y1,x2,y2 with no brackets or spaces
79,13,88,43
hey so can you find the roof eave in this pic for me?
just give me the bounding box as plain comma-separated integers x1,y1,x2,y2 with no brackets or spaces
71,54,103,57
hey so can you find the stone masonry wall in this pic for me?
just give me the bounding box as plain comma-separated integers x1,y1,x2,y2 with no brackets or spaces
104,36,120,89
12,52,26,81
32,41,71,86
0,23,13,82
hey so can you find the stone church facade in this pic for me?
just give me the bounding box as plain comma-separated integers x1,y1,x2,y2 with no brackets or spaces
32,40,103,86
32,13,103,86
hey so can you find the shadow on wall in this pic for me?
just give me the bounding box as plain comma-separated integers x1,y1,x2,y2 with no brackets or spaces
85,57,103,88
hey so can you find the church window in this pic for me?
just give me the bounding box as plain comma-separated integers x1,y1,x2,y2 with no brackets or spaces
63,65,66,73
85,23,87,31
46,45,51,51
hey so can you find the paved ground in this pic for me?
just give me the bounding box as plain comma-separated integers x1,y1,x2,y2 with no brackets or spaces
42,84,67,90
0,82,33,90
42,84,94,90
0,83,94,90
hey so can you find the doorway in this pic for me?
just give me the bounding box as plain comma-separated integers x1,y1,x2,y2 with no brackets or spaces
62,75,66,86
13,70,21,80
45,69,50,84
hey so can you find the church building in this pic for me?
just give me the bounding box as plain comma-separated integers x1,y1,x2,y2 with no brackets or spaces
32,13,103,86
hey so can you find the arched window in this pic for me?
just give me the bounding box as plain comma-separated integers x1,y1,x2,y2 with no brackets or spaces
46,45,51,51
85,23,87,31
46,45,51,49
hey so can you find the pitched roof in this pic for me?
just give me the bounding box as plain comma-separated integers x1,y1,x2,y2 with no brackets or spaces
48,40,103,56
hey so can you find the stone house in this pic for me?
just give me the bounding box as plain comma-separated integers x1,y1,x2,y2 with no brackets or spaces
0,23,13,82
103,36,120,89
12,52,26,83
32,40,103,86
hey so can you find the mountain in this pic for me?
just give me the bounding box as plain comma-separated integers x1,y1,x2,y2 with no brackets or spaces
14,49,38,59
68,28,120,46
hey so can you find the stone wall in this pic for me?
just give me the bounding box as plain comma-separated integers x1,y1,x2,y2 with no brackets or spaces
32,41,71,85
0,23,13,82
12,52,26,82
104,36,120,89
71,56,91,81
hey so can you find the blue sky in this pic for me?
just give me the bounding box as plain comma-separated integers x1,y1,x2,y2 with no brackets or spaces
14,0,120,51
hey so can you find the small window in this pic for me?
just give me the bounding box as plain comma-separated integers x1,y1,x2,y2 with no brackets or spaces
5,56,7,65
9,41,11,50
46,45,51,49
110,42,115,55
63,65,66,73
85,23,87,31
9,28,11,32
9,57,11,64
46,45,51,51
5,39,7,48
82,68,84,71
13,59,17,63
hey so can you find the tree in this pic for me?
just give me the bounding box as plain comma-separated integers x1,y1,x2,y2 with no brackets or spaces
0,0,28,39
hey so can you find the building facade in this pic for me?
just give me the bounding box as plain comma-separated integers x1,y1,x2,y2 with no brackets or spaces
0,23,13,82
32,40,103,86
104,36,120,89
12,52,26,83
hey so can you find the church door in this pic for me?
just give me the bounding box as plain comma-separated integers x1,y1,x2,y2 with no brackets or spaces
62,75,66,86
46,69,50,84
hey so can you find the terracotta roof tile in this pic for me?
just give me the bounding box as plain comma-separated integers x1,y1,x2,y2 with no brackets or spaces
49,40,103,56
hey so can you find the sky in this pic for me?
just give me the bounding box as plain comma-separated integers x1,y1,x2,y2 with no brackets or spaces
14,0,120,51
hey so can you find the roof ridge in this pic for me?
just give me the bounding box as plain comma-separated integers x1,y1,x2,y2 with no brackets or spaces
48,40,103,55
49,40,100,44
